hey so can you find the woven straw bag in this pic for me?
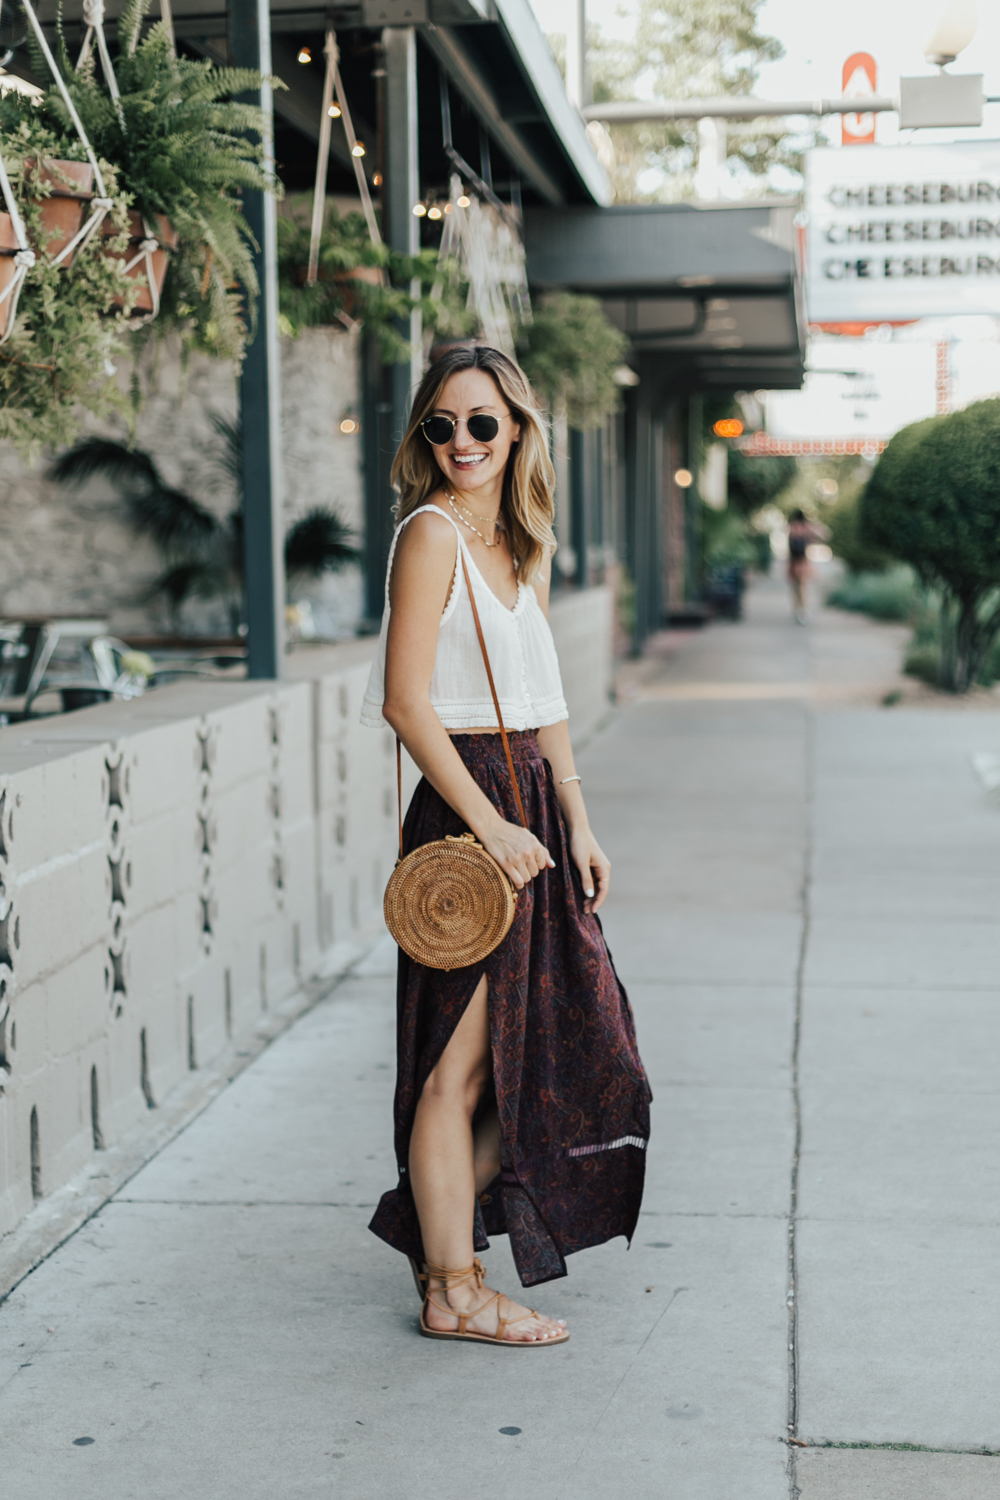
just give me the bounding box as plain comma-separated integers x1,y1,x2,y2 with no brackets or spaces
383,551,529,971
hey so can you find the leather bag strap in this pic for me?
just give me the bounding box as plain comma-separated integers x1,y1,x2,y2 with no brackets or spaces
460,550,528,831
395,543,528,859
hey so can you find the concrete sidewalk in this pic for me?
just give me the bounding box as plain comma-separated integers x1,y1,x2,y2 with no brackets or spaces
3,576,1000,1499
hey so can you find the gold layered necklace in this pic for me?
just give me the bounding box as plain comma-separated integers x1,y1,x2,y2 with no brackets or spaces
444,489,503,547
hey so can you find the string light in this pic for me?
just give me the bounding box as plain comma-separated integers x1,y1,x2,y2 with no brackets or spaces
340,418,359,434
443,202,453,214
674,469,693,488
412,202,427,217
457,194,471,208
327,103,341,118
373,173,383,186
351,141,366,158
297,46,311,63
712,418,743,438
427,205,442,220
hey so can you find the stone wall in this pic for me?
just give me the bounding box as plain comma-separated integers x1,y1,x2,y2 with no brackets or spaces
0,326,365,637
0,588,613,1243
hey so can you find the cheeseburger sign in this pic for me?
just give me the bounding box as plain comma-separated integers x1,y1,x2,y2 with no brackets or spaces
805,141,1000,321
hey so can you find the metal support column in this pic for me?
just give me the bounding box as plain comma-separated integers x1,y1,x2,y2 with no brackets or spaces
686,395,703,600
625,362,663,650
359,25,419,624
569,426,587,589
230,0,284,677
362,332,394,626
383,26,419,440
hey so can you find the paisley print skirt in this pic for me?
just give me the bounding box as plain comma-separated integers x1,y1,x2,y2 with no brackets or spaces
368,731,651,1288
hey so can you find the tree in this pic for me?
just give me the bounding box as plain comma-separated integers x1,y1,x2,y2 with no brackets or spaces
583,0,815,202
861,403,1000,692
518,293,628,428
826,491,894,575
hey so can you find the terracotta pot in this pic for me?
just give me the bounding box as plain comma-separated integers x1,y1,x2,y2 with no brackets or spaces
0,211,22,340
27,158,95,265
104,210,179,314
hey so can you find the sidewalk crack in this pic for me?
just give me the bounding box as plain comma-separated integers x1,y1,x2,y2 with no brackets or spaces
792,1439,1000,1458
556,1286,688,1499
787,708,814,1500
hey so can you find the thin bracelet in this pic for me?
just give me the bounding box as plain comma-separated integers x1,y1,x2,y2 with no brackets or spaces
559,775,582,786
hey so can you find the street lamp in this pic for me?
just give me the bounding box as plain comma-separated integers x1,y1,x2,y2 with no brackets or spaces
925,0,977,67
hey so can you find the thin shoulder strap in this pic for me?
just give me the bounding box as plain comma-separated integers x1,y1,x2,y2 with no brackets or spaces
395,549,528,860
386,504,462,604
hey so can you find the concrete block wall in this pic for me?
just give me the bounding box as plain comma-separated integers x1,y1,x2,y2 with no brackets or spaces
0,587,612,1242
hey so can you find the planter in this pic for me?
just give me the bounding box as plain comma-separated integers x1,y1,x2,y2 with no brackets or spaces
27,158,95,265
104,210,179,313
0,212,22,340
292,262,381,320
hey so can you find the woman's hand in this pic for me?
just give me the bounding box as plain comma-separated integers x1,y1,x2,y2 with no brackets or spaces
569,826,611,915
481,819,555,892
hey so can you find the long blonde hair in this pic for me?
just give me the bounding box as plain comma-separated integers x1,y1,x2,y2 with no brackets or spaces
391,345,557,584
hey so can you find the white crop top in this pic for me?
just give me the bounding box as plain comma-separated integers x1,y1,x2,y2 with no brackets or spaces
360,504,569,732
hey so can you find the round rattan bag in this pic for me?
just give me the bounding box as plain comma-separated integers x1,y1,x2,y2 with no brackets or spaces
384,832,517,970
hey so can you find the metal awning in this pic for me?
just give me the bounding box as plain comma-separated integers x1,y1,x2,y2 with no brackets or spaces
26,0,609,207
525,200,806,390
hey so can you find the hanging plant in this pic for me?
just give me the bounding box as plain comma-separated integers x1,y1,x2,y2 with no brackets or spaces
277,204,473,361
44,0,280,359
0,93,136,459
518,292,629,429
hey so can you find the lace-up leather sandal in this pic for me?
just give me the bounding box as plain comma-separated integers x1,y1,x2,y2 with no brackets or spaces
417,1258,570,1347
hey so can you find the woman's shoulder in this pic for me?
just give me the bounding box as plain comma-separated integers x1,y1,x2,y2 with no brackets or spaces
401,496,457,536
394,499,460,565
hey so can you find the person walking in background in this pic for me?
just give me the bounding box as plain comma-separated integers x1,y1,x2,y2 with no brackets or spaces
361,344,651,1347
786,508,829,624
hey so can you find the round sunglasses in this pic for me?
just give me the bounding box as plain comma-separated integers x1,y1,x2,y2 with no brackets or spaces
420,412,513,446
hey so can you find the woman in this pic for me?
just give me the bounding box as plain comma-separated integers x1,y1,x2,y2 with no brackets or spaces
786,508,827,623
362,345,651,1347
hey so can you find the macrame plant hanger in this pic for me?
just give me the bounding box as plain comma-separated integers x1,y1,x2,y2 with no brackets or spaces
0,0,119,341
21,0,112,258
306,26,381,300
0,155,35,343
75,0,173,320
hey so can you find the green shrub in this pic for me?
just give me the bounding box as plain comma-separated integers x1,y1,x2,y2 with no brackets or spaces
701,504,754,569
903,599,1000,688
826,491,894,574
826,566,919,622
903,640,941,685
861,402,1000,691
726,448,797,517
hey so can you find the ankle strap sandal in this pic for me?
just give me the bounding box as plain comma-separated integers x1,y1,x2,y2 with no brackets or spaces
415,1258,570,1348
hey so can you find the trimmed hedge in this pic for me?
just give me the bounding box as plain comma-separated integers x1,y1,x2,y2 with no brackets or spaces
860,401,1000,691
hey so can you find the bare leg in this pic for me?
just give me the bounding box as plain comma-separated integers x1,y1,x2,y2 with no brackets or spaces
408,975,566,1342
473,1103,501,1195
791,570,806,617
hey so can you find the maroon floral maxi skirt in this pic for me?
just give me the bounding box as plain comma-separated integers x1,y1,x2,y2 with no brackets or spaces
368,731,652,1288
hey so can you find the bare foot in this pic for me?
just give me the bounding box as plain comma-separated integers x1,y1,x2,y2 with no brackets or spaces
424,1277,567,1343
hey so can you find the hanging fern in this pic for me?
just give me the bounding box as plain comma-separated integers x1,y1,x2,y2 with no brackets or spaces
0,94,136,458
44,0,281,359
